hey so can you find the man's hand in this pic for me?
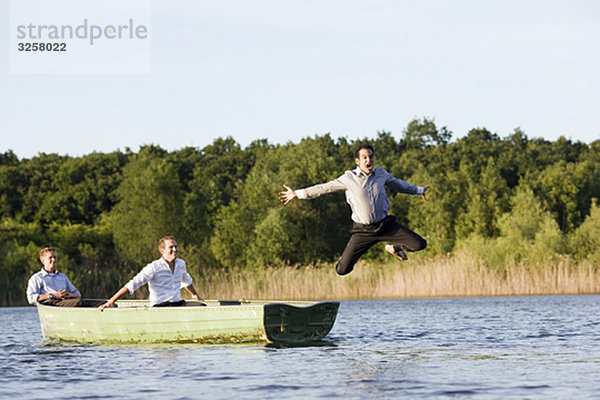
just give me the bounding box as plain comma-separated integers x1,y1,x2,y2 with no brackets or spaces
421,185,431,201
98,300,114,312
279,184,297,205
191,293,204,302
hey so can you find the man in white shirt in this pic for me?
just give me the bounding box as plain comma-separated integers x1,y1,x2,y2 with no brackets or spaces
99,236,203,311
27,247,82,307
279,143,429,275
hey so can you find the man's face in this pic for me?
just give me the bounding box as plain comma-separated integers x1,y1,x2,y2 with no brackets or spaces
40,251,57,272
355,148,374,175
160,239,178,263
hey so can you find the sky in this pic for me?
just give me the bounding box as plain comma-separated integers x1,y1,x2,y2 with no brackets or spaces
1,0,599,159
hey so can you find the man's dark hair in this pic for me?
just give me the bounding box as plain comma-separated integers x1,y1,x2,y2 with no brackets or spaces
354,143,374,159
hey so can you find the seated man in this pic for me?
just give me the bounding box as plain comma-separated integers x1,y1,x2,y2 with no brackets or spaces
99,236,203,311
27,247,82,307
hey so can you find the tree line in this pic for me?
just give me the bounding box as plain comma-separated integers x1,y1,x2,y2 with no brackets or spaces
2,118,599,305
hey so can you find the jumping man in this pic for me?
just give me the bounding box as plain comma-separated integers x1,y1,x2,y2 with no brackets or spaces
279,143,429,275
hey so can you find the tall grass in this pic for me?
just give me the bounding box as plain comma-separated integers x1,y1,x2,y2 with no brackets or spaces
192,252,600,300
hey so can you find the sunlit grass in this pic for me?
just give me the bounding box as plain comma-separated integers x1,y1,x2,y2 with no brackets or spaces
191,252,600,300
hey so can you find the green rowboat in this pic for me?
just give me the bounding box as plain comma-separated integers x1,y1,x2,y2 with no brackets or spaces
35,299,339,345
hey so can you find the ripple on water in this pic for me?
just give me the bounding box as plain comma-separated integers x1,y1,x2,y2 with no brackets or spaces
2,297,600,399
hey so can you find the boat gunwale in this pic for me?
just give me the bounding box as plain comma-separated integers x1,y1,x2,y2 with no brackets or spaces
35,299,328,312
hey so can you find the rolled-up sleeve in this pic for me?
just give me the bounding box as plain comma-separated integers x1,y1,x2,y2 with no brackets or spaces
125,264,154,294
180,271,193,288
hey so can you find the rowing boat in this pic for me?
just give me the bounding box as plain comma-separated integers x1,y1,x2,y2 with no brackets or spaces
35,299,339,345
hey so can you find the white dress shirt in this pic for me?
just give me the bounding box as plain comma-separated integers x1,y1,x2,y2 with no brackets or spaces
26,269,81,305
125,258,193,306
296,166,424,224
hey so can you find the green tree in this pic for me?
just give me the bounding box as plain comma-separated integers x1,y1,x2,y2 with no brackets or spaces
210,201,254,268
210,135,352,268
268,136,352,264
183,137,257,268
568,198,600,264
402,117,452,150
455,157,509,239
168,146,203,193
194,137,255,207
0,164,25,219
0,218,47,305
19,153,69,223
404,168,458,254
495,186,564,266
111,152,186,264
523,161,589,232
247,208,300,267
35,152,127,225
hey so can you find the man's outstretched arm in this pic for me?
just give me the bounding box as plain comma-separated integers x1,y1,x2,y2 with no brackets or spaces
279,178,347,205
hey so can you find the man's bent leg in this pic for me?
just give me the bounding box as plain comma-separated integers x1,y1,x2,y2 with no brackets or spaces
335,234,378,275
380,223,427,253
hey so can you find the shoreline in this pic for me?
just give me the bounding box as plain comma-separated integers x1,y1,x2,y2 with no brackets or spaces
192,253,600,301
7,253,599,306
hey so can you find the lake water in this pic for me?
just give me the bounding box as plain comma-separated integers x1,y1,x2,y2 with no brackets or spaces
2,295,599,399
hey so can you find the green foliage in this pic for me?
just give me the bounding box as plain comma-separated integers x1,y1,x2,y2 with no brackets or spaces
455,157,509,239
0,219,47,305
19,153,70,223
0,240,40,305
210,201,254,268
569,199,600,265
1,123,598,305
183,178,222,245
402,117,452,150
210,135,352,267
193,136,254,207
458,186,565,270
36,152,127,225
247,208,300,267
0,164,25,218
523,161,584,232
405,168,457,254
263,136,353,263
496,186,565,262
111,153,186,264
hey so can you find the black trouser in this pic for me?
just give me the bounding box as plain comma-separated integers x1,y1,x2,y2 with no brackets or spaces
41,298,83,307
335,215,427,276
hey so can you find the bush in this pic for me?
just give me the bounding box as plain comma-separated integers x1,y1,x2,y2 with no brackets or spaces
569,198,600,265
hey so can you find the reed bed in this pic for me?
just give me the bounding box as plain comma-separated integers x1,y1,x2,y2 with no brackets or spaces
193,253,600,300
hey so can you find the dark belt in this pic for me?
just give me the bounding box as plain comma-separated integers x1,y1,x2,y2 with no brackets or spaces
153,299,187,307
352,215,395,234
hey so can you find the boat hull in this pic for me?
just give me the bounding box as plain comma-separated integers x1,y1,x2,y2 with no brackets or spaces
36,299,339,345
